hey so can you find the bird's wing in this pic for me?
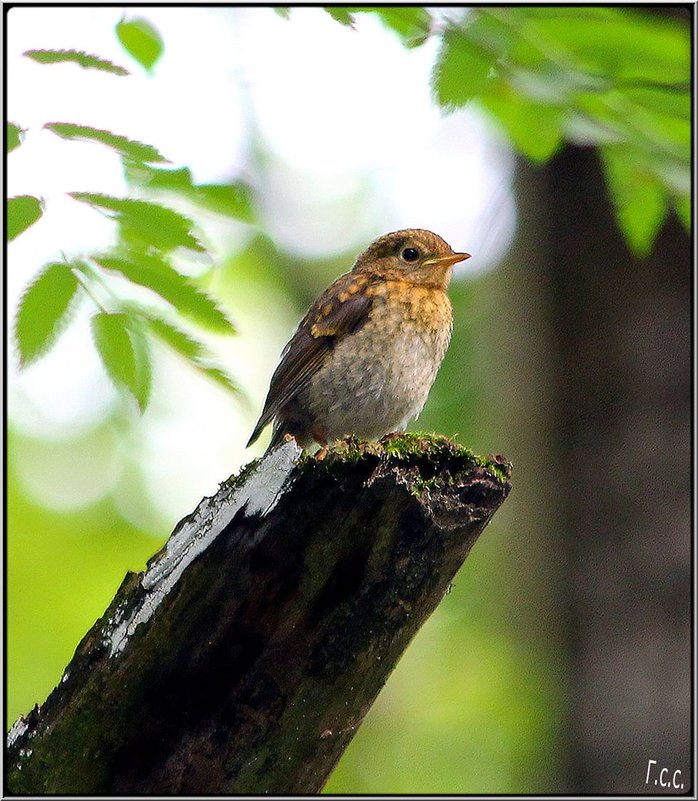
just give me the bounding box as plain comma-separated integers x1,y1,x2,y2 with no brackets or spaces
247,272,374,447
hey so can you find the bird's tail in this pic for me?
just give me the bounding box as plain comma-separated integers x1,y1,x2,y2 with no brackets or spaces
246,419,295,453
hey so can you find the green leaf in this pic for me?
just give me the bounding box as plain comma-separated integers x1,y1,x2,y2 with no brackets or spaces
523,9,690,84
483,91,564,163
508,63,594,105
200,365,242,397
145,315,207,360
92,312,151,410
370,7,431,46
324,7,355,27
574,92,688,163
674,195,691,234
190,183,255,222
624,85,690,121
7,123,24,153
125,162,194,191
274,7,291,19
563,110,623,147
14,263,80,366
601,147,669,258
93,253,235,334
432,24,494,110
45,123,168,164
581,88,689,157
645,155,690,196
116,17,164,71
144,315,241,397
7,196,43,241
123,162,256,223
129,321,152,409
466,9,517,56
622,95,689,153
23,48,129,75
70,192,204,253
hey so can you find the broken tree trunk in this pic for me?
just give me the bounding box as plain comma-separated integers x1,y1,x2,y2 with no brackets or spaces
6,434,511,795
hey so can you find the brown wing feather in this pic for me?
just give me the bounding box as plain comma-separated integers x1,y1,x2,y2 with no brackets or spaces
247,272,374,447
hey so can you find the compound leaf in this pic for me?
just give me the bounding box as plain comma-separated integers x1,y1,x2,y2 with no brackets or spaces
124,162,255,223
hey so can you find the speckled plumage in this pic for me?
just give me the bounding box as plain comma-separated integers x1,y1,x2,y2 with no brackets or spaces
247,229,469,450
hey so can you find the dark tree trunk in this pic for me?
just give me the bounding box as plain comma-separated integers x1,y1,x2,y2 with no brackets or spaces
536,146,691,793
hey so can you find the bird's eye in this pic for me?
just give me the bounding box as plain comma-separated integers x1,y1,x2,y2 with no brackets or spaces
401,247,420,262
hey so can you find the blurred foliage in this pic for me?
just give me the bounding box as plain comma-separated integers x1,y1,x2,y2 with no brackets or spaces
327,5,430,47
7,426,164,726
124,161,256,222
326,6,690,256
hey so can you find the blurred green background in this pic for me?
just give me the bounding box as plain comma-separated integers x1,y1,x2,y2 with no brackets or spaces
7,6,690,794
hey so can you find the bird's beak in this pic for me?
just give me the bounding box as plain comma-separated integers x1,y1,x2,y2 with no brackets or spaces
423,252,471,267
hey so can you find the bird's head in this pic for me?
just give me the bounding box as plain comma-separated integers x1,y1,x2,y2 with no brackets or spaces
353,229,470,288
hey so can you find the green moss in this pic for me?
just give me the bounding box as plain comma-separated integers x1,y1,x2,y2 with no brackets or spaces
226,433,510,498
478,455,511,484
225,456,261,489
309,432,511,491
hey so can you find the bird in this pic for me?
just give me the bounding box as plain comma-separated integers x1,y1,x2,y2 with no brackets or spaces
247,229,470,451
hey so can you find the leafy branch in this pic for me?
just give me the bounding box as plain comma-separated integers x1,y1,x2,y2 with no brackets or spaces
9,19,251,412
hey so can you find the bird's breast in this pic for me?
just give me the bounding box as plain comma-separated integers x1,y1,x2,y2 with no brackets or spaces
366,280,453,340
365,280,453,394
302,281,452,440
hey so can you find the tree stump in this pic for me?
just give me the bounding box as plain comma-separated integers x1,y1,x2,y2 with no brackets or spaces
7,433,511,795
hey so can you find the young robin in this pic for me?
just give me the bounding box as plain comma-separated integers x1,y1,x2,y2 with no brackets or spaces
247,229,470,450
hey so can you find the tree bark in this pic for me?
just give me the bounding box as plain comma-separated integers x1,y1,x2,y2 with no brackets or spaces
6,434,511,795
